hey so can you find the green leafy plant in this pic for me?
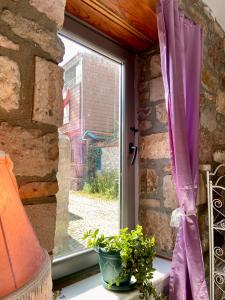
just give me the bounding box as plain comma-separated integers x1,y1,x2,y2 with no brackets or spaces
86,146,102,183
83,225,165,300
83,170,119,199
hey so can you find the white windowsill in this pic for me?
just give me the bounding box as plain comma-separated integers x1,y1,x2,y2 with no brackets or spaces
56,257,171,300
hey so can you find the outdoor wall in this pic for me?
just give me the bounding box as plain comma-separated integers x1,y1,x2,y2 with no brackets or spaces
0,0,66,256
138,0,225,261
101,146,119,172
83,54,119,135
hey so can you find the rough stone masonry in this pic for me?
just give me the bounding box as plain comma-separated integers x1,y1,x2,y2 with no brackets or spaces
138,0,225,270
0,0,66,255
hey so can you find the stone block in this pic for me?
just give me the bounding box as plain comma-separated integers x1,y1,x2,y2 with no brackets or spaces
140,169,159,193
197,207,209,254
163,175,178,209
54,134,71,256
213,150,225,163
201,67,219,93
138,57,149,82
199,164,211,172
138,107,152,121
138,81,150,93
200,106,217,132
196,174,207,205
1,10,64,63
156,102,167,124
139,198,160,209
139,208,176,255
164,163,172,173
213,130,225,146
150,54,161,78
25,202,56,252
139,91,150,107
139,120,152,132
202,90,215,102
0,56,20,111
33,57,64,126
163,173,206,208
199,130,213,163
140,133,170,160
0,122,58,177
29,0,66,29
0,34,19,50
150,77,165,102
19,182,58,199
213,20,225,39
216,92,225,115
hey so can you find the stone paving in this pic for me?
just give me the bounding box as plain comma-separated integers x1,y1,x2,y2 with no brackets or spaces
65,192,120,254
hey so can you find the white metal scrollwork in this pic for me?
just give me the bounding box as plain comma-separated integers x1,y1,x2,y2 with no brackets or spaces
207,164,225,300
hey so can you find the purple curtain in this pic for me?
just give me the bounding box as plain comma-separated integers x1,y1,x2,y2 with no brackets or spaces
156,1,209,299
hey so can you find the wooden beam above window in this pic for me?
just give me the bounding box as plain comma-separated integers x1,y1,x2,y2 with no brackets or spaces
66,0,158,52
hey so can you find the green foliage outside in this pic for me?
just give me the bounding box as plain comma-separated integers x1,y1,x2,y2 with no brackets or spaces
83,170,119,199
83,144,119,199
83,225,165,300
86,146,102,183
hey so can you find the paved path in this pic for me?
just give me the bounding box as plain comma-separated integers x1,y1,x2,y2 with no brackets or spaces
66,192,119,253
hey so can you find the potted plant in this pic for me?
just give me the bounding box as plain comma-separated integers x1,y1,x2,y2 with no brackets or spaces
83,225,165,300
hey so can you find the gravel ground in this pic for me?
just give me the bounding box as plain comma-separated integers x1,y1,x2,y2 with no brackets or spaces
66,192,120,254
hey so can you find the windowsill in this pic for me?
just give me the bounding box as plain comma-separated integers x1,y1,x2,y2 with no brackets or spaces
56,257,171,300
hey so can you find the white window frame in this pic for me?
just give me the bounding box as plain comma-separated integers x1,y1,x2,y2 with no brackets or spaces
53,14,136,280
75,62,82,84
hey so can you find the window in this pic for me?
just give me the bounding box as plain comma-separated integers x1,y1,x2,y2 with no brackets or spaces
53,16,135,280
75,62,82,84
65,65,76,84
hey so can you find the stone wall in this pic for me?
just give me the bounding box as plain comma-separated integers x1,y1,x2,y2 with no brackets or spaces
138,51,177,257
0,0,66,255
101,146,119,172
138,0,225,259
54,133,71,257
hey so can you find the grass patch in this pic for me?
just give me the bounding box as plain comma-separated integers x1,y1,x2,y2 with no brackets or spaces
70,190,118,201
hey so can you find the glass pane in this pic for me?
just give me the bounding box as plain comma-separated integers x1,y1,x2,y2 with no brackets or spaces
54,35,121,258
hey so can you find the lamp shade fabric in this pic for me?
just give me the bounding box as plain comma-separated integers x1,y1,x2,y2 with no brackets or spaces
0,153,45,298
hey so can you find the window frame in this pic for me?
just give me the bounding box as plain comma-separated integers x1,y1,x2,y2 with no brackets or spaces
63,102,70,124
75,61,82,84
52,14,136,280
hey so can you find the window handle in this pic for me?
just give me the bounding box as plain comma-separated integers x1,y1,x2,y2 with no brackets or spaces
129,143,138,165
130,127,138,135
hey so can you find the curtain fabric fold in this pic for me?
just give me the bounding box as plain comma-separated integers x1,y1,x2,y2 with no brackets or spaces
156,1,209,299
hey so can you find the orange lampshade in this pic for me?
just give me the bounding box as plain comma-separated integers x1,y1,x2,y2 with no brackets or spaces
0,152,45,298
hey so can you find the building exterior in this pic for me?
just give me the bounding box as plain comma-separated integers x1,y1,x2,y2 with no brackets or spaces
59,51,120,189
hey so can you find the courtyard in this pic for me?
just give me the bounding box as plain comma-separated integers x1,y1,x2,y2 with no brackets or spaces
62,192,119,255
